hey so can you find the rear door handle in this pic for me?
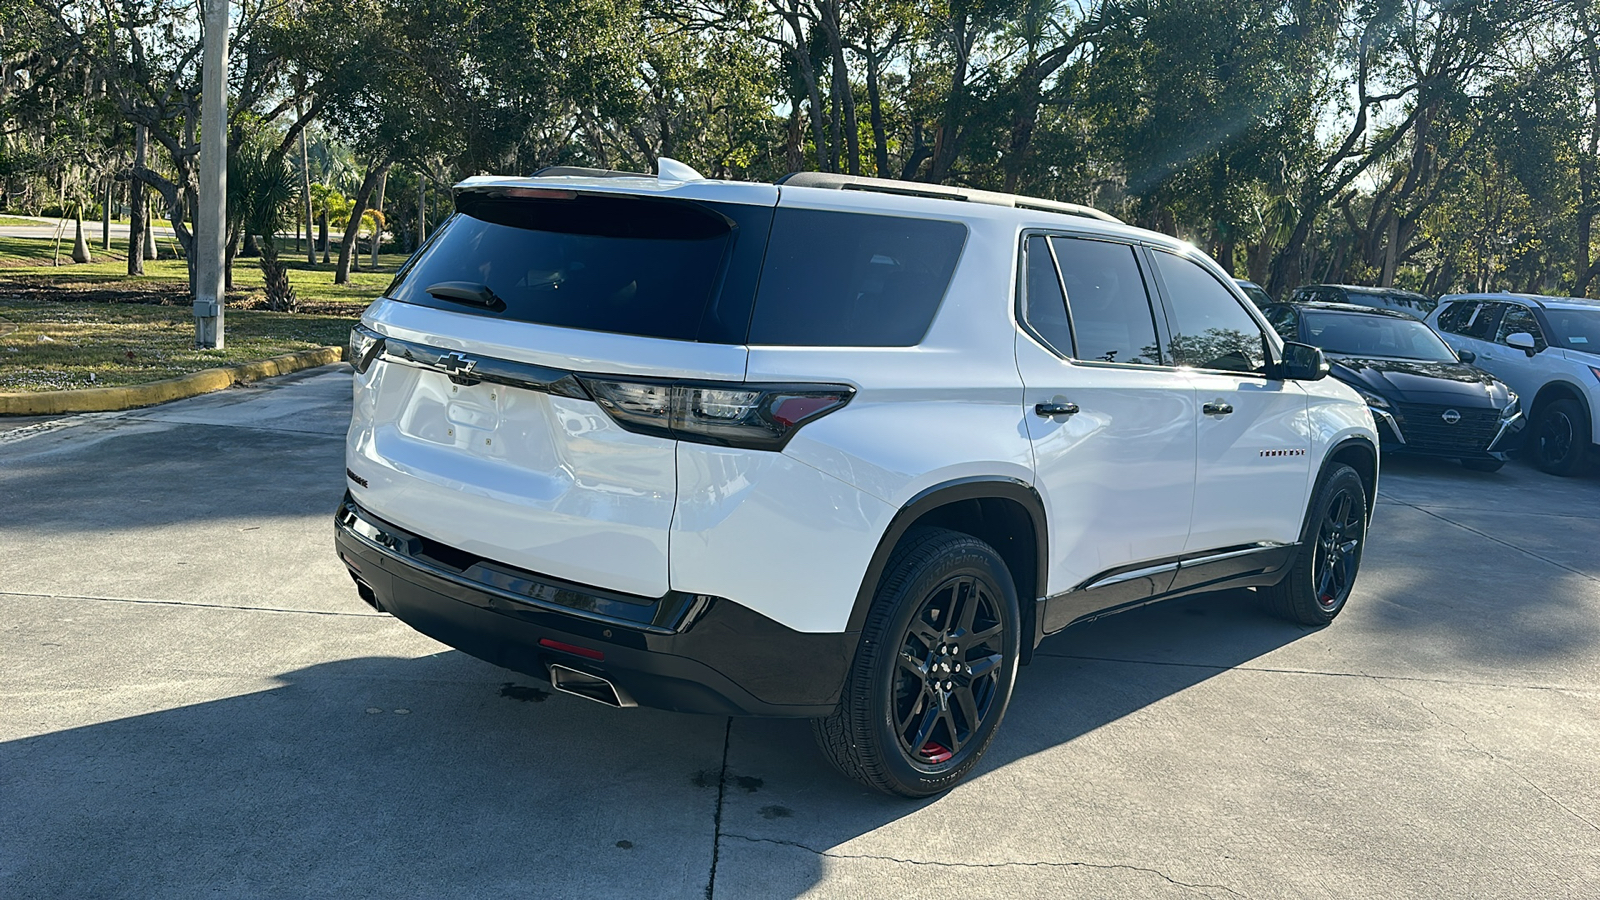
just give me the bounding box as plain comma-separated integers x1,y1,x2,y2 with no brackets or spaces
1203,401,1234,416
1034,402,1080,418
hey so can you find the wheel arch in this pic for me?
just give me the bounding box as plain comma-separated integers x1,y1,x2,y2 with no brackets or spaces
1315,437,1378,532
1530,380,1592,424
846,477,1047,662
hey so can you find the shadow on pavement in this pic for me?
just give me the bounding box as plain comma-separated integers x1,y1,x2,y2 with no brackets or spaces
2,591,1305,900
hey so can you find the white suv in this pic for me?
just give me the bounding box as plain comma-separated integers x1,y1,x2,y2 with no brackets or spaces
334,163,1379,796
1427,293,1600,475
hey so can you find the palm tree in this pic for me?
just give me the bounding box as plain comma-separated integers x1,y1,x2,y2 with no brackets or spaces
229,142,301,311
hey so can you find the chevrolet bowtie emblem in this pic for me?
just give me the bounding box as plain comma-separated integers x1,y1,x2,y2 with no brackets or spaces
439,352,478,375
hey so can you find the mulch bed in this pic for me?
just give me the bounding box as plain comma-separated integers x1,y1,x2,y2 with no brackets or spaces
0,277,362,317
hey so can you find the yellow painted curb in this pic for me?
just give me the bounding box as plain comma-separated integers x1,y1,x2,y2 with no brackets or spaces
0,346,346,416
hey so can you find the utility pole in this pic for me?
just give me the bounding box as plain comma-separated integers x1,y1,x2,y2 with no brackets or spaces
194,0,229,349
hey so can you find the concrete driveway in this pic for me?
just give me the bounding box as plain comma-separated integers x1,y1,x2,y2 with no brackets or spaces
2,367,1597,898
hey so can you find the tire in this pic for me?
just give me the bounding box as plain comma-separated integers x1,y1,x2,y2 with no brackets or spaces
812,527,1021,798
1259,464,1367,627
1532,398,1590,476
1460,457,1505,473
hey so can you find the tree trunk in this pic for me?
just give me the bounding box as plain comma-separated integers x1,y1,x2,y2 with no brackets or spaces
299,101,316,265
101,176,111,250
129,126,147,276
336,160,391,284
929,11,973,184
318,211,329,263
72,209,92,263
145,195,159,261
260,241,297,312
417,175,427,248
822,1,859,175
369,168,388,269
865,50,889,178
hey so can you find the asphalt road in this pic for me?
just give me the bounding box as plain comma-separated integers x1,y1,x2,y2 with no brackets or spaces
3,367,1597,899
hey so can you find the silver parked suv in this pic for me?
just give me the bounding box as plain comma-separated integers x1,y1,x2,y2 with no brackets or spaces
335,163,1379,796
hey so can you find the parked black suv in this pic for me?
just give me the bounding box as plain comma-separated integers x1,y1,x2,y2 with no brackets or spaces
1288,284,1435,320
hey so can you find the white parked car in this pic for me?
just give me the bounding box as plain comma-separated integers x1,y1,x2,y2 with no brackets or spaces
335,163,1379,796
1427,293,1600,475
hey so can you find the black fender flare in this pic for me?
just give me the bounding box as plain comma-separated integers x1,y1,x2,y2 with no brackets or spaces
844,476,1049,636
1301,436,1379,542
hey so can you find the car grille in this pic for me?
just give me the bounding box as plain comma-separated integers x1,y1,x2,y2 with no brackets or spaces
1394,403,1500,451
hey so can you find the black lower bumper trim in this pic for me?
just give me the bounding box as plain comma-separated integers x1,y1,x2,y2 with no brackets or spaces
334,497,855,717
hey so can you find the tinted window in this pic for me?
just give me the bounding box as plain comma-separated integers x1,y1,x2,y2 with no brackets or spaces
1021,235,1073,355
1496,305,1547,350
1051,237,1160,365
1301,312,1457,361
747,209,966,346
1153,250,1267,373
1434,301,1471,334
390,194,770,343
1439,301,1503,341
1543,308,1600,351
1264,305,1299,341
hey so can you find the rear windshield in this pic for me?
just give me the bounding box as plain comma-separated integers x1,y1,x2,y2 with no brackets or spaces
388,194,966,347
388,192,771,343
747,208,967,346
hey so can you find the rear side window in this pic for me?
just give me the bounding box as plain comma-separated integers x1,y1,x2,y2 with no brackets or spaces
1440,302,1504,341
1052,237,1161,365
1021,235,1073,355
746,209,966,346
388,193,771,343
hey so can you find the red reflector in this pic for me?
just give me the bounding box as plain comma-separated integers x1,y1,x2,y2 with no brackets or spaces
499,187,578,201
772,395,841,427
341,554,362,574
538,638,605,661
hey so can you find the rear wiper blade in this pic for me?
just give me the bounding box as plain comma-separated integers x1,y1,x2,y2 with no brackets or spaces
425,281,506,312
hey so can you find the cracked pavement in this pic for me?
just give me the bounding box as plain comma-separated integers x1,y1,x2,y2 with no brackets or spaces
3,367,1598,898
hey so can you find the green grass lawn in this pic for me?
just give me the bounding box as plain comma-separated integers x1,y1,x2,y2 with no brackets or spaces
0,234,403,305
0,216,51,227
0,234,401,393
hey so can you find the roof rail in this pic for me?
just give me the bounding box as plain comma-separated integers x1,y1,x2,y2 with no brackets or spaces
528,165,646,179
776,171,1122,224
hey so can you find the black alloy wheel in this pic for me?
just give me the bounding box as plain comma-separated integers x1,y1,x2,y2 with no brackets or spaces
891,572,1007,766
1311,486,1363,614
1533,398,1590,476
814,527,1020,798
1260,463,1367,626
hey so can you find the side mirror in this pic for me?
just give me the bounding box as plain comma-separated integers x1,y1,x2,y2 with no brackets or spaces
1505,332,1538,355
1276,341,1330,381
1456,348,1476,364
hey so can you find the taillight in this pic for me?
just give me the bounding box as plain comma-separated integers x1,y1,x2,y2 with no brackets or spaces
348,324,385,373
579,377,854,450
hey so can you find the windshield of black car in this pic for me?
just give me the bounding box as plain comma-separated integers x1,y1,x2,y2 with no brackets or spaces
1542,308,1600,353
1301,311,1458,361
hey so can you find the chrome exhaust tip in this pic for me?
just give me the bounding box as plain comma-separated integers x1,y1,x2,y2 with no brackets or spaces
549,663,637,708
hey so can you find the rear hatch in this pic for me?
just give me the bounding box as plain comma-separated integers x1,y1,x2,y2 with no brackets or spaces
347,178,777,598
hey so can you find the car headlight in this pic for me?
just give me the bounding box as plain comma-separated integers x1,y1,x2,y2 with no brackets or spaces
1355,387,1390,410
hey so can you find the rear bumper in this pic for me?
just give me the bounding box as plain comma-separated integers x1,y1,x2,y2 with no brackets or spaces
333,495,854,717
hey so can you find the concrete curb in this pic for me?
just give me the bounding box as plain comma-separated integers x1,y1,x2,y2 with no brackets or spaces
0,346,345,415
